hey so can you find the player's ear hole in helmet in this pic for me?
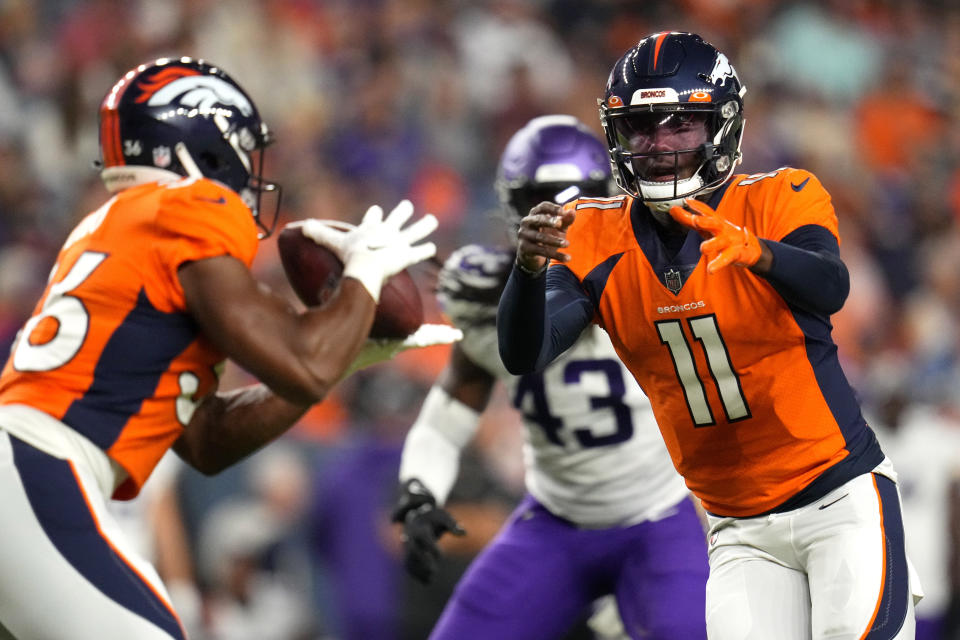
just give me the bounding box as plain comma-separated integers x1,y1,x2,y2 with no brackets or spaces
598,32,746,214
495,114,614,236
96,56,282,238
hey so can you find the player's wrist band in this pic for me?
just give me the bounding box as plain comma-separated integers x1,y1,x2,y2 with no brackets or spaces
516,259,548,278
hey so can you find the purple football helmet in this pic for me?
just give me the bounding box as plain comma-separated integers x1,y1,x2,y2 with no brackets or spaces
98,57,281,237
599,32,745,213
495,115,613,227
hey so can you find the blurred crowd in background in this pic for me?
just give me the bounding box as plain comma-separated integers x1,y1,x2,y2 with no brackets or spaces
2,0,960,638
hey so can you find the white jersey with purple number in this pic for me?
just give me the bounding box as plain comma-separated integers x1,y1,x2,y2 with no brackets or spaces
439,244,689,527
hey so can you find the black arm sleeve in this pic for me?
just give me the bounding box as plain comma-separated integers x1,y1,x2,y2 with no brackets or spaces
762,224,849,315
497,264,594,374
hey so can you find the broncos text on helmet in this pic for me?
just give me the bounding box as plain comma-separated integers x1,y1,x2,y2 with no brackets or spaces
495,114,613,231
599,32,746,214
98,57,281,237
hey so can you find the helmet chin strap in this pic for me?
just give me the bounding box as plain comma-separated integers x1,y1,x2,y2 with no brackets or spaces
174,142,204,179
647,198,684,215
639,175,702,214
638,151,715,216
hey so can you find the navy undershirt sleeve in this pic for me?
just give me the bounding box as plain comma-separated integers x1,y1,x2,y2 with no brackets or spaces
762,224,849,315
497,264,594,374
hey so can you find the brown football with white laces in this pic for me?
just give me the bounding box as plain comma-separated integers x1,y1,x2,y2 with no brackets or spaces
277,223,424,338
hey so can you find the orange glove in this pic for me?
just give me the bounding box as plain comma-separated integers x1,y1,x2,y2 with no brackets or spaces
668,198,763,273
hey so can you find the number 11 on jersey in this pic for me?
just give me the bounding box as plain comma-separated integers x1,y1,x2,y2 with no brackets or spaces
656,314,750,427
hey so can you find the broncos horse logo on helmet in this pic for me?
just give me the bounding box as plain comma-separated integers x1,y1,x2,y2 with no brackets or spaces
598,32,746,215
98,57,281,237
139,73,255,116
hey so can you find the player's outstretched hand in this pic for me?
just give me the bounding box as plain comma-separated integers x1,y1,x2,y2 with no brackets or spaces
391,479,466,584
669,198,764,274
343,324,463,378
515,202,576,275
299,200,438,301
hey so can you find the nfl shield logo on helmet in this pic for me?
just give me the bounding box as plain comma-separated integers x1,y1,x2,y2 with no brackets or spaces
664,268,682,294
153,145,172,168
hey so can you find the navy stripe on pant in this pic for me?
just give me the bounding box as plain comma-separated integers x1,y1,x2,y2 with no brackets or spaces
11,435,185,639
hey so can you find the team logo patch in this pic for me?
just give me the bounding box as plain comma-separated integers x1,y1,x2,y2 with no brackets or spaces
136,68,254,116
664,268,683,294
607,95,624,107
708,52,738,87
153,145,171,168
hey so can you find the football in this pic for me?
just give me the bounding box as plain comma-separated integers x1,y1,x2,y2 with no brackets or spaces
277,223,424,339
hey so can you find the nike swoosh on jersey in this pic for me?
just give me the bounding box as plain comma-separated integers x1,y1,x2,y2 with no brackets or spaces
791,177,810,192
817,492,849,510
194,196,227,205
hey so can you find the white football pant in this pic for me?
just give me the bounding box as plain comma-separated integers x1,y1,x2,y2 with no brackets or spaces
0,430,185,639
705,467,922,639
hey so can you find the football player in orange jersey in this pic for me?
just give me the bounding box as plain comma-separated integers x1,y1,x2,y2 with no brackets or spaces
393,115,708,640
0,57,455,640
498,32,923,639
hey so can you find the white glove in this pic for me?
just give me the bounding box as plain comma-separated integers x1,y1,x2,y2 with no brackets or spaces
344,324,463,378
299,200,438,302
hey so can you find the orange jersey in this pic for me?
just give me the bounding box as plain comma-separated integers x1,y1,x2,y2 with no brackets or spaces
0,177,258,499
558,169,882,516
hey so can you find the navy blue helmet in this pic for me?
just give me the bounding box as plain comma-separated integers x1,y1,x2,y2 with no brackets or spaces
98,57,280,236
599,32,745,213
495,115,613,228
